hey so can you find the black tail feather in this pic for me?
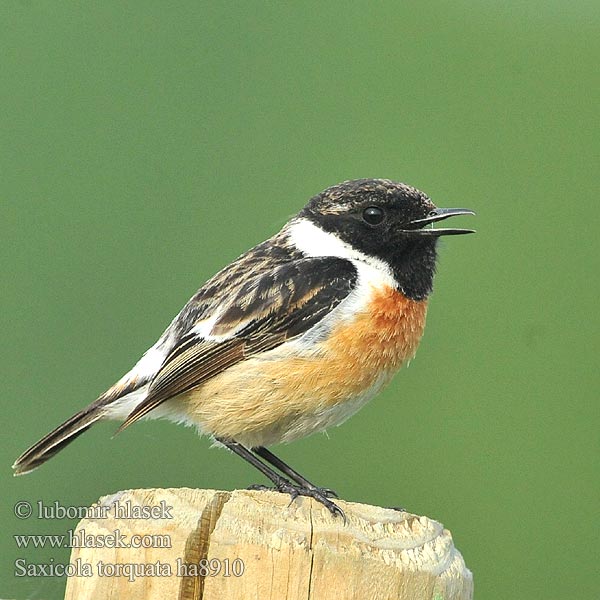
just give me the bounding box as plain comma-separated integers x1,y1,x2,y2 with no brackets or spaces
13,406,103,475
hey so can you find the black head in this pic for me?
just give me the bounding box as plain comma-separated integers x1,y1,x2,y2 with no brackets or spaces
300,179,474,300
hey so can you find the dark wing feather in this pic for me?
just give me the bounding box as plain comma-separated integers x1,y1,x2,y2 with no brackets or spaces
118,257,358,430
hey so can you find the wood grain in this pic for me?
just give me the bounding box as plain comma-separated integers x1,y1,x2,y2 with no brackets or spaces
64,488,472,600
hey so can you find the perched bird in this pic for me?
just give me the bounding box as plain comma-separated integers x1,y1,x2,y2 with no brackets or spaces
13,179,474,517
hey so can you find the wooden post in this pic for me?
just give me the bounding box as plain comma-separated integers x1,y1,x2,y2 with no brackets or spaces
64,488,472,599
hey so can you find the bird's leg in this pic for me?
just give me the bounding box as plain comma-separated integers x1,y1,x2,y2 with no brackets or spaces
216,437,293,487
253,446,338,498
216,437,344,519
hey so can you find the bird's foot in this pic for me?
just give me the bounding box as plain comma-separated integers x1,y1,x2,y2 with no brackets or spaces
292,484,346,520
247,480,345,520
247,482,337,498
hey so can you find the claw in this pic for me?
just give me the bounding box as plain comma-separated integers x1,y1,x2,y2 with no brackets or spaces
247,483,270,491
319,487,338,499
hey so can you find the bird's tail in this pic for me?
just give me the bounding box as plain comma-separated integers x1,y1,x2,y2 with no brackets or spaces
12,402,106,476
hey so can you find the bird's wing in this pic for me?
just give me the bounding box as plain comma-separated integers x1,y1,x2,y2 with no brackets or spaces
118,256,358,430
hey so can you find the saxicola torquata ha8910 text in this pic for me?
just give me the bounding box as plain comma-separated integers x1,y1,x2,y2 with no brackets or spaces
14,179,474,517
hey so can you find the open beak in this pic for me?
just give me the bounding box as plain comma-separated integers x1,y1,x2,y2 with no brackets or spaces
403,208,476,236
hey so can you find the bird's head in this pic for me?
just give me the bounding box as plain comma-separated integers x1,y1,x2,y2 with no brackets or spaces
297,178,475,299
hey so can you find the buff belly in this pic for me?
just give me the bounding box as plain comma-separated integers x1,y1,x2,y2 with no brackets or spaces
162,287,428,448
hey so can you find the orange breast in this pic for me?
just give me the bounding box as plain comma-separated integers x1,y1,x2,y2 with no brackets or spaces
317,284,428,403
244,284,428,408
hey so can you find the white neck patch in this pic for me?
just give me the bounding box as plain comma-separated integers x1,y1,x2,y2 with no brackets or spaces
288,217,394,278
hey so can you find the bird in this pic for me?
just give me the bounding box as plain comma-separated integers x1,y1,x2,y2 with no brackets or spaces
13,178,474,517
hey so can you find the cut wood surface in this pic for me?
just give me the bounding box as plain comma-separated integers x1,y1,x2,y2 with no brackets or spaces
64,488,473,599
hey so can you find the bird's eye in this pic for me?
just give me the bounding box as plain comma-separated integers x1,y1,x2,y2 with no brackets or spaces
362,206,385,225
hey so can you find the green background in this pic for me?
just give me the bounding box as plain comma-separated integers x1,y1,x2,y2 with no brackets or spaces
2,2,598,598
